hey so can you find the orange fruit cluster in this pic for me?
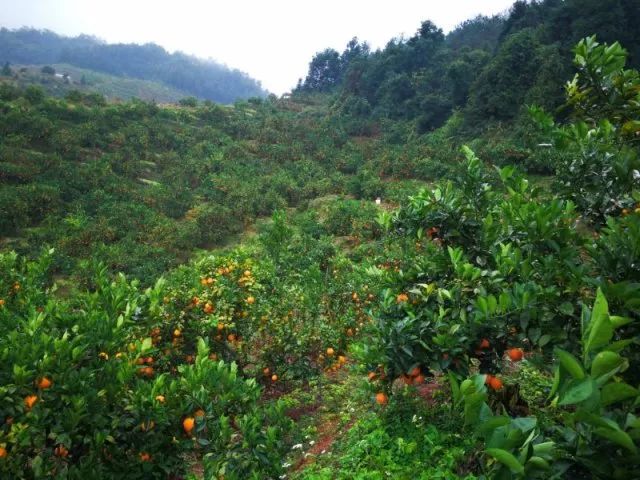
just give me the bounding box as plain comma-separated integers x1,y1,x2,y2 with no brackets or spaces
485,374,503,391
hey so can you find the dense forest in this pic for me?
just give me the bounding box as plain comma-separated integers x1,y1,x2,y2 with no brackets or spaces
0,28,267,103
295,0,640,134
1,1,640,479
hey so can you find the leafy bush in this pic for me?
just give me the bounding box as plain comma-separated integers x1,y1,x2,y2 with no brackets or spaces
451,289,640,479
0,250,293,479
531,37,640,223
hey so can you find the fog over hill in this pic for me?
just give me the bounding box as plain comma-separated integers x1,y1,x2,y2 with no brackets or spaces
0,27,267,103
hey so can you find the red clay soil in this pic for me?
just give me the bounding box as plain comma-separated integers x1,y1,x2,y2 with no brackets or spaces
291,374,441,474
414,381,441,405
292,416,356,472
286,403,320,422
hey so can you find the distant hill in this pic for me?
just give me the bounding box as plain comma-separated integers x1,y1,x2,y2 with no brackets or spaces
1,63,190,103
0,28,267,103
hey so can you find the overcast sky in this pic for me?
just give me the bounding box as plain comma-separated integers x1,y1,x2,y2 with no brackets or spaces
1,0,516,94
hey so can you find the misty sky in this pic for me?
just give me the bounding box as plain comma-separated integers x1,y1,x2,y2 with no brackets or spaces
1,0,516,94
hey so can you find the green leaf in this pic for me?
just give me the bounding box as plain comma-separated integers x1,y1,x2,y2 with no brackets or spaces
449,372,461,406
558,378,595,405
548,366,560,399
606,339,635,353
527,456,550,470
477,416,511,435
464,391,488,426
141,337,152,352
594,427,637,453
485,448,525,474
72,346,85,361
602,383,638,407
555,348,585,379
460,379,474,395
512,417,537,433
575,410,620,430
610,316,633,329
538,334,552,347
626,414,640,430
559,302,574,316
584,289,613,358
532,441,555,457
487,295,497,314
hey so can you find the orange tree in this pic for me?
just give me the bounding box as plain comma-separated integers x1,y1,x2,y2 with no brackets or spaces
355,36,640,478
0,250,292,479
357,149,588,388
149,210,370,386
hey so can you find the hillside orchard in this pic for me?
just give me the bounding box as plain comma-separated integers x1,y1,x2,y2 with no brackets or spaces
1,34,640,479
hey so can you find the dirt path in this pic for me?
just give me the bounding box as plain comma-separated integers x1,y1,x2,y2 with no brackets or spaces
292,415,357,473
285,367,361,476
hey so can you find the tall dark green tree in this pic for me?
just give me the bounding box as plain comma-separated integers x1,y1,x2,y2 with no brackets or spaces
300,48,342,92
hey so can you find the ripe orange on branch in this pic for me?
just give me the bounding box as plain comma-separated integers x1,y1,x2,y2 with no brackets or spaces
37,377,52,389
183,417,195,434
507,348,524,362
375,392,388,405
54,445,69,458
396,293,409,303
24,395,38,410
486,375,503,391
